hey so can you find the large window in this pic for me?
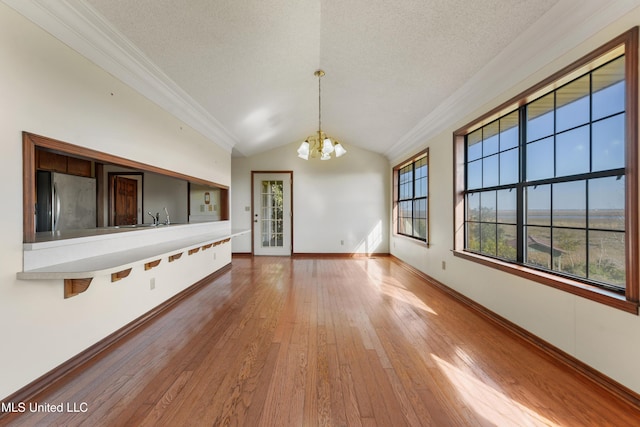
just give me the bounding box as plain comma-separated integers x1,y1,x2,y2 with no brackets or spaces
395,150,429,243
454,28,638,313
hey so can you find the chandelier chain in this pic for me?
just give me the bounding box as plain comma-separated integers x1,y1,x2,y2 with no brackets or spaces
318,71,322,134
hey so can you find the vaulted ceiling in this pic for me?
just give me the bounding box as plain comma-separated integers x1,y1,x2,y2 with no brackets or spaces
5,1,638,159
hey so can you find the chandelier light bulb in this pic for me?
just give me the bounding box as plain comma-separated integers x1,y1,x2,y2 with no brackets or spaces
297,141,310,155
322,138,334,154
334,142,347,157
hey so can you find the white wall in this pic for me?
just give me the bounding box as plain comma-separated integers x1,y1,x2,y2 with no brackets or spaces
0,4,230,399
190,184,221,222
390,9,640,394
144,172,189,225
232,142,390,254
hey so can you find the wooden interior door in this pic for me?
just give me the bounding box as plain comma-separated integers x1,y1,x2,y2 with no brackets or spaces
114,176,138,226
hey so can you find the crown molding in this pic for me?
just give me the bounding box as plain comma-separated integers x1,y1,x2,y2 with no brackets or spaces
2,0,237,153
386,0,640,163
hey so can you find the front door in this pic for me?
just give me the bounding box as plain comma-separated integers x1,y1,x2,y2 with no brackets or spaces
253,172,292,256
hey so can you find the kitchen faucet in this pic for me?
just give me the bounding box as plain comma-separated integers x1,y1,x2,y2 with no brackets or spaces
147,211,159,225
147,210,169,225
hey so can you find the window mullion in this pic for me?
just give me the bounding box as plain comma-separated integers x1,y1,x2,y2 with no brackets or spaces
517,107,526,263
412,162,416,238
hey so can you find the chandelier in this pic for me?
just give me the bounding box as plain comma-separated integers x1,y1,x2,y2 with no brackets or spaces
297,70,347,160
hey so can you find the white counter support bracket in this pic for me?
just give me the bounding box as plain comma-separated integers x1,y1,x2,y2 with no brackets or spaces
111,268,132,283
64,278,92,299
18,226,248,299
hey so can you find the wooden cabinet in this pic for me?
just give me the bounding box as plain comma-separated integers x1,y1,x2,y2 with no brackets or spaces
67,156,92,177
36,149,92,177
37,150,67,173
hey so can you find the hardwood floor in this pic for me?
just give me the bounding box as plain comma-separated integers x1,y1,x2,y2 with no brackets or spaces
3,256,639,426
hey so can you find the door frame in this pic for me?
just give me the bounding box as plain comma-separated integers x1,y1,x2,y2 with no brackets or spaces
251,170,293,256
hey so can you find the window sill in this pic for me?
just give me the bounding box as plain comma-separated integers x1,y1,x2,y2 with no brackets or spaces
393,233,430,248
452,250,638,315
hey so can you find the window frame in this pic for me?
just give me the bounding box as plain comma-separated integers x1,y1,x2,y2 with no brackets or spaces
453,28,638,314
393,148,430,245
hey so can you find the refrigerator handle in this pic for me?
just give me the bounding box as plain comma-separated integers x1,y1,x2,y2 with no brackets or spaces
53,182,61,231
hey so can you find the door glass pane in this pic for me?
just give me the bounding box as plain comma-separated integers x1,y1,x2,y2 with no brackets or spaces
260,180,284,248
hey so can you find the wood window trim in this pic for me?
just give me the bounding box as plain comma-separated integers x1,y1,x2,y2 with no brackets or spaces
452,27,639,314
23,132,229,243
393,148,430,246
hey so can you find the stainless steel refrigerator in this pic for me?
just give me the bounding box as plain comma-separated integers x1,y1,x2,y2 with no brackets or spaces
36,171,97,232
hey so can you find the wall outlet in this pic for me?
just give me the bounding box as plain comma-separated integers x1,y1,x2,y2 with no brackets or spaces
441,261,446,270
340,240,344,246
150,277,156,290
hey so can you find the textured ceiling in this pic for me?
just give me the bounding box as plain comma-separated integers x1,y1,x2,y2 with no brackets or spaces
10,0,633,159
78,0,562,157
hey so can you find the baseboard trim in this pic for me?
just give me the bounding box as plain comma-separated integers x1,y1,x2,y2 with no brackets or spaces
292,252,390,258
233,252,390,258
1,263,232,408
232,252,252,257
390,256,640,409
